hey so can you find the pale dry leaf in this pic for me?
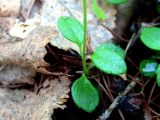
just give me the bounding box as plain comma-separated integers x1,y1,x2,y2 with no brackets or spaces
0,76,71,120
0,26,36,85
0,0,21,17
22,0,116,52
41,0,116,52
0,64,35,85
9,23,37,39
0,17,18,31
0,26,58,73
0,26,58,85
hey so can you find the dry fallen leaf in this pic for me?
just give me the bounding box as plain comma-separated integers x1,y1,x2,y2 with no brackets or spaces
0,26,58,85
0,26,58,73
19,0,116,53
41,0,116,52
9,23,37,38
0,17,18,31
0,76,71,120
0,64,35,85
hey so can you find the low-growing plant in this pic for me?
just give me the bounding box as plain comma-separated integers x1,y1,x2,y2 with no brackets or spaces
57,0,127,112
139,26,160,87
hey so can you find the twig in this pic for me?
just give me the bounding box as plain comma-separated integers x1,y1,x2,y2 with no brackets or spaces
95,78,111,100
125,31,140,54
100,23,128,42
97,78,140,120
148,81,156,104
102,75,125,120
126,57,139,71
143,101,152,120
150,107,160,116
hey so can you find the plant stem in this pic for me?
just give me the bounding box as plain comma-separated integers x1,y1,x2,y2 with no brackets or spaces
82,0,88,75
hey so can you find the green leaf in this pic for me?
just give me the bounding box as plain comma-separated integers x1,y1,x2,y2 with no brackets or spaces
108,0,128,4
140,59,158,78
92,0,106,20
96,43,125,59
156,65,160,87
71,74,99,112
91,48,127,75
57,16,84,46
140,27,160,50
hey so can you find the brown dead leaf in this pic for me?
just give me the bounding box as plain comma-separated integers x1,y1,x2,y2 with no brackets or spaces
0,76,71,120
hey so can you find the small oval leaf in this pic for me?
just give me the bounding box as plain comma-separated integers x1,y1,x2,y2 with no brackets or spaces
140,27,160,50
71,74,99,113
57,16,84,46
156,65,160,87
91,49,127,75
108,0,128,4
140,59,158,78
96,43,125,59
92,0,106,20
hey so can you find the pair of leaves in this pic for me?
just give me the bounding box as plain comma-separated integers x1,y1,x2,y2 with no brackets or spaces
58,16,127,75
58,16,99,112
140,59,160,87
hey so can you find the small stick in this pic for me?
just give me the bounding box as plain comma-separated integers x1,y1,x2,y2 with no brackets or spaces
125,31,140,54
101,23,128,42
102,75,125,120
148,81,156,104
97,78,140,120
143,101,152,120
